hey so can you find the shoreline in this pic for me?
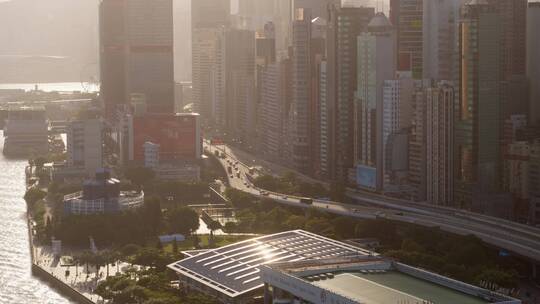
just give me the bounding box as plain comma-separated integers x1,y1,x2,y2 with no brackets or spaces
26,205,98,304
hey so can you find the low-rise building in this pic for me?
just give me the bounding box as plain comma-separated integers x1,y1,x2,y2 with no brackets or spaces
168,230,519,304
63,169,144,215
3,107,48,156
261,256,520,304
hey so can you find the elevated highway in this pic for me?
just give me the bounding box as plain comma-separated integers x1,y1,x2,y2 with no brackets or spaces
205,142,540,264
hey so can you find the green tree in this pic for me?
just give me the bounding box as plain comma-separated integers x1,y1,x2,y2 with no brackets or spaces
144,197,162,235
172,238,179,254
167,207,200,236
125,166,155,188
24,188,46,206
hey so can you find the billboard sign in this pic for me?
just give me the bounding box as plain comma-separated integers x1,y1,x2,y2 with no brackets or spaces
357,165,377,189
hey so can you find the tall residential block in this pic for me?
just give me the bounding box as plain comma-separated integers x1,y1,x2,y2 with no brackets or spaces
354,13,396,191
291,8,313,173
100,0,174,117
426,82,454,206
454,0,502,208
327,2,374,182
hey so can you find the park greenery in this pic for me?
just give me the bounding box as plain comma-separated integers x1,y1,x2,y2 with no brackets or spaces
252,172,347,202
223,188,523,289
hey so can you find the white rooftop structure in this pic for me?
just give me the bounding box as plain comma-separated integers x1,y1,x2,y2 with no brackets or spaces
168,230,372,299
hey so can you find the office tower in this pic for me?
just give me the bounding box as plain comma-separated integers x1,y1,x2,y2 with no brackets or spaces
191,0,230,124
294,0,331,19
99,0,127,119
528,3,540,126
392,0,423,78
238,0,275,30
273,0,293,56
486,0,527,78
67,119,103,177
354,13,396,191
487,0,529,124
224,29,256,144
422,0,462,81
454,1,502,208
327,3,374,182
100,0,174,117
256,23,277,66
426,82,454,206
530,141,540,224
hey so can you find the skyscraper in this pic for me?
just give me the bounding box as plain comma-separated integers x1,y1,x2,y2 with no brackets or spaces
354,12,396,191
291,8,313,173
392,0,423,78
454,0,502,208
422,0,462,81
327,2,374,182
100,0,175,117
426,82,454,206
191,0,230,124
224,29,256,145
528,3,540,126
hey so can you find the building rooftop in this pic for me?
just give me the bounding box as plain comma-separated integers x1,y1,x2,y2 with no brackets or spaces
261,257,519,304
167,230,372,298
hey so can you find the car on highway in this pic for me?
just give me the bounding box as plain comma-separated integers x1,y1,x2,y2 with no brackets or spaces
282,195,288,199
260,190,269,196
300,198,313,205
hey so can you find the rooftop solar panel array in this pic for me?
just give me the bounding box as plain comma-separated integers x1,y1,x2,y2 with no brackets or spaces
168,230,371,298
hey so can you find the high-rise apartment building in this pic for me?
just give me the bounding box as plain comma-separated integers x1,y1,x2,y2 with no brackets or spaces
426,82,454,206
291,8,313,173
528,3,540,126
191,0,230,124
327,3,374,182
258,61,289,161
100,0,174,117
391,0,423,78
454,0,502,208
354,13,396,191
381,73,415,190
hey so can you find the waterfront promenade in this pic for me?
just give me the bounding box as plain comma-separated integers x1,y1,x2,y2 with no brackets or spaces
29,219,133,304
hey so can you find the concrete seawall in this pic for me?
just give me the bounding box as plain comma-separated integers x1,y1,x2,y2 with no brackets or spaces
27,214,96,304
31,264,96,304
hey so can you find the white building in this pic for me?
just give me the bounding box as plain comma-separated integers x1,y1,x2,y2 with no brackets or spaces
3,107,48,156
66,119,103,177
354,13,396,191
143,141,160,169
381,73,415,190
261,257,520,304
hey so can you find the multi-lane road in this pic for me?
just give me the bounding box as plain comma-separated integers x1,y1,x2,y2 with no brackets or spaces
206,142,540,264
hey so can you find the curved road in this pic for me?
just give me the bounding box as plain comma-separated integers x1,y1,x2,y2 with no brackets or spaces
206,142,540,263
